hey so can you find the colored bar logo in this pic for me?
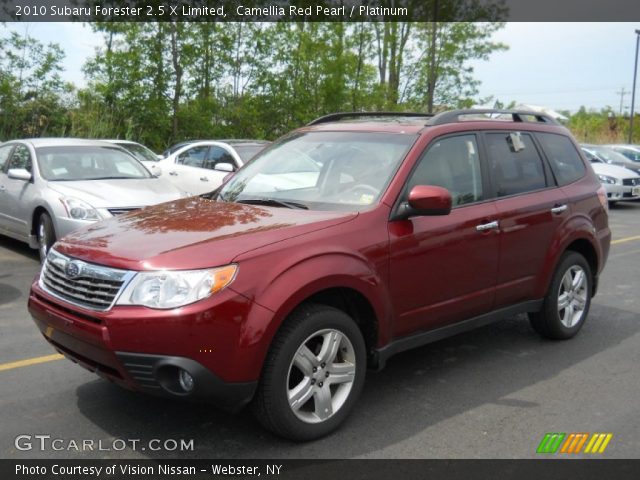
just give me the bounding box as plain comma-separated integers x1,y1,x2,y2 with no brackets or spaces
537,433,613,454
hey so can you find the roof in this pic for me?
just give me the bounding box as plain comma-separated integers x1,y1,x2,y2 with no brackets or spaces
5,138,124,148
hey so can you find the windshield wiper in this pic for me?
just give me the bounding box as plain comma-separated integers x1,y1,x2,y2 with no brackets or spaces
85,176,141,180
236,198,309,210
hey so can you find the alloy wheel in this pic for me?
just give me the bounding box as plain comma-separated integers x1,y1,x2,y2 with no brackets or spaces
286,329,356,424
557,265,588,328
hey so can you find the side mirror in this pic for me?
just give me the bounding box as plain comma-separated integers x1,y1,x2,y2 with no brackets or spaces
149,164,162,177
7,168,32,181
156,154,164,160
395,185,452,219
214,162,234,173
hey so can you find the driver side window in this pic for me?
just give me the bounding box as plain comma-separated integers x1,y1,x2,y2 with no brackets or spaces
407,135,483,207
8,145,33,172
177,146,208,168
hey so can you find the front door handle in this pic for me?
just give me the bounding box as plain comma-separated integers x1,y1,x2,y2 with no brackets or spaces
551,204,568,214
0,185,5,192
476,220,499,232
200,177,209,182
168,171,178,176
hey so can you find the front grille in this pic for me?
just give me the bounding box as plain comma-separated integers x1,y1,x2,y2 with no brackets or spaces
40,250,133,311
622,178,640,186
108,207,140,216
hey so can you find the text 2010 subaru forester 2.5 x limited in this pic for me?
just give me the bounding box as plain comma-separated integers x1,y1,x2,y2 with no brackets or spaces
28,110,610,441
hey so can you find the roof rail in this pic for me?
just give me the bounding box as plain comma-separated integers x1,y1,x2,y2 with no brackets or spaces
427,109,560,126
307,111,434,126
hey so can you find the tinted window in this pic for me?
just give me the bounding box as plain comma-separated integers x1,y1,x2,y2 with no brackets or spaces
203,147,235,170
177,146,209,168
485,133,546,197
0,145,13,170
408,135,483,206
538,133,586,185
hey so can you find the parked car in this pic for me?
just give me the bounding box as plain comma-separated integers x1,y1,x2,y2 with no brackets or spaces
103,140,162,176
158,140,270,195
161,139,209,158
0,138,184,261
606,144,640,164
581,146,640,203
582,144,640,174
28,110,610,441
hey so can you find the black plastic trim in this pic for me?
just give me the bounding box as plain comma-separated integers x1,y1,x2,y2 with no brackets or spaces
116,352,257,412
373,299,543,370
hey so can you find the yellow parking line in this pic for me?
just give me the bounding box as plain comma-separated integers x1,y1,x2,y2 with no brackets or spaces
0,354,63,372
611,235,640,245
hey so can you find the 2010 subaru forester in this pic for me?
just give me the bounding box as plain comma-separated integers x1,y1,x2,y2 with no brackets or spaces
28,110,611,441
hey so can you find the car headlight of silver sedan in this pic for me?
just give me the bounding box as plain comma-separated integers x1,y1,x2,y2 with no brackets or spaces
116,264,238,309
60,197,102,220
597,174,617,185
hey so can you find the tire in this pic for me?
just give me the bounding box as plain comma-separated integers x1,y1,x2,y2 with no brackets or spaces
37,212,56,263
529,251,592,340
252,304,366,441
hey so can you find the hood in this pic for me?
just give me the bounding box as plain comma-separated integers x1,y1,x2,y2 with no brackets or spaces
591,162,640,179
47,178,182,208
55,197,357,271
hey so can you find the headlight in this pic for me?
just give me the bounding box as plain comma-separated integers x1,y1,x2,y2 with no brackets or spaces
117,264,238,309
597,174,617,185
60,197,101,220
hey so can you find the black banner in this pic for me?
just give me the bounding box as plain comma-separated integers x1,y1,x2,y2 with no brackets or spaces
3,459,640,480
1,0,640,22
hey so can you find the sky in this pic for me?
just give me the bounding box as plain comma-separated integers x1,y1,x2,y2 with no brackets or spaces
5,22,640,114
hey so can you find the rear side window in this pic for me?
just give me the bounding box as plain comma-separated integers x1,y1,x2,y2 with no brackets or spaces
408,134,483,207
485,133,547,197
537,133,586,186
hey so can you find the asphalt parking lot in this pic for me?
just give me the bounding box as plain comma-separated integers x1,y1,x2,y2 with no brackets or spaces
1,203,639,459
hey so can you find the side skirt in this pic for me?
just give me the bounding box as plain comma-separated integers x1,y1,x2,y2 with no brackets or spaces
372,299,543,370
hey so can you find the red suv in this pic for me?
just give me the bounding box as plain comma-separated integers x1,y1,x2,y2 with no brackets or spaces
28,110,610,441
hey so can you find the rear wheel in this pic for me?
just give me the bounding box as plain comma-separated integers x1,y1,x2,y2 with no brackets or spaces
37,212,56,263
252,304,366,441
529,252,592,339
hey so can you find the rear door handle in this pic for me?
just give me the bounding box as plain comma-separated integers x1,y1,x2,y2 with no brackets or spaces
200,177,209,182
551,204,568,214
476,220,499,232
0,185,5,191
169,171,178,176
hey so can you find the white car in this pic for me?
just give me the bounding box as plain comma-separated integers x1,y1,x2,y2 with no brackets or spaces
103,140,163,177
159,140,269,195
0,138,185,261
582,146,640,204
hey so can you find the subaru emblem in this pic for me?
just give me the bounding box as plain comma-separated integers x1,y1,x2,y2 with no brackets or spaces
65,261,82,278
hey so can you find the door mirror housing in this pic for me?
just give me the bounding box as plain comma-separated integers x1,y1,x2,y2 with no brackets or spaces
394,185,452,220
214,162,234,173
7,168,32,181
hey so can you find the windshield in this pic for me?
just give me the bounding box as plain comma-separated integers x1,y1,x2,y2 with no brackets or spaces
233,144,268,162
590,146,635,164
37,146,152,181
613,146,640,162
119,143,159,163
217,131,416,211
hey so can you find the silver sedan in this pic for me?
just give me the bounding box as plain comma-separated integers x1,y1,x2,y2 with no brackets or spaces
0,138,185,261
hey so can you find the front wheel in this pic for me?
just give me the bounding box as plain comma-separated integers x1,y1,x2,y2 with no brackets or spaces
37,212,56,263
529,252,592,340
252,304,366,441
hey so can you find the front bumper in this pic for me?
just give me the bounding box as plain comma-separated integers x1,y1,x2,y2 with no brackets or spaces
602,183,640,202
27,280,268,411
